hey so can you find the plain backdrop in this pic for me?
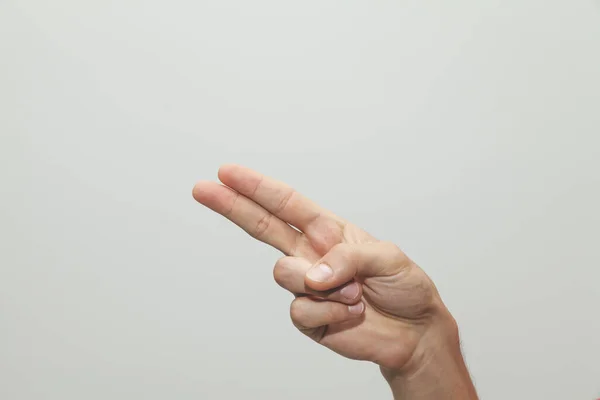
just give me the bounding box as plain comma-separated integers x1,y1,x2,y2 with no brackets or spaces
1,1,599,399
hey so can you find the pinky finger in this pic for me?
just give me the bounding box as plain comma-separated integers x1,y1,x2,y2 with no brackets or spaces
289,297,365,330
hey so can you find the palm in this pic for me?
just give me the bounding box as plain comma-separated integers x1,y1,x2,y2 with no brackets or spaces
193,165,432,368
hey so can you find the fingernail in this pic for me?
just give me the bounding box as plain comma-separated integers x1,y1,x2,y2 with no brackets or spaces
348,302,365,315
341,283,359,300
306,264,333,282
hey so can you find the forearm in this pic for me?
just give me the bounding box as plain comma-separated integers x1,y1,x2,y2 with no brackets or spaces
381,315,478,400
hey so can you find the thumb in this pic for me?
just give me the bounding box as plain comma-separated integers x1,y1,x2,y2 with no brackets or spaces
304,241,412,292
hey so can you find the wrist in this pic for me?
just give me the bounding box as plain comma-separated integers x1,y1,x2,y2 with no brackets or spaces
381,310,478,399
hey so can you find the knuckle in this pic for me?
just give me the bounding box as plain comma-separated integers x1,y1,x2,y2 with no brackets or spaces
250,174,264,196
381,241,409,263
272,258,288,286
253,212,273,239
327,306,342,322
289,299,306,324
224,192,239,217
381,240,402,254
274,188,296,216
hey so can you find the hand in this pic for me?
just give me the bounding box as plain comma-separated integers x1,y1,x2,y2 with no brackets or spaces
193,165,477,398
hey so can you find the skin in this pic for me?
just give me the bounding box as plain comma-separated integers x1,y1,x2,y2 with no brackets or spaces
192,164,478,399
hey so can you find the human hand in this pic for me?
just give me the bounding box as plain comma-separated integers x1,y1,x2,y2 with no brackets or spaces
193,165,477,398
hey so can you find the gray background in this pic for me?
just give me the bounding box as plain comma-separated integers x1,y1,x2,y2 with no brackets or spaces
1,1,599,399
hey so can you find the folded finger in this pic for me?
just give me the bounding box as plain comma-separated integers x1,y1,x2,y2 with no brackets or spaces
274,257,363,304
290,297,365,330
